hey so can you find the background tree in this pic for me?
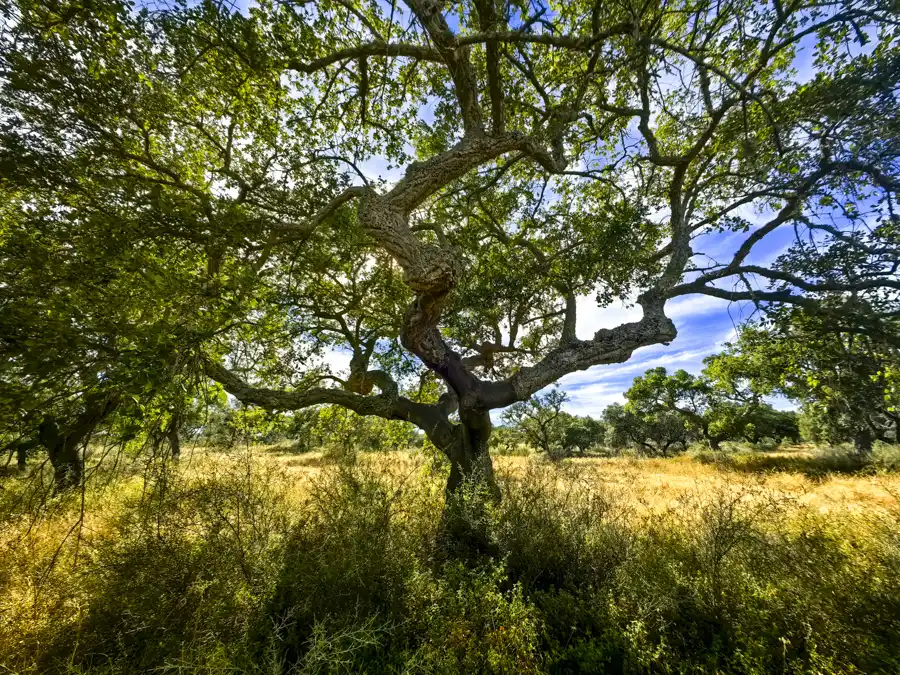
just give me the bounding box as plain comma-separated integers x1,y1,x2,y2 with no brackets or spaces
739,405,800,445
561,415,607,456
2,0,899,519
603,402,690,457
501,388,569,459
718,310,900,455
626,362,798,450
625,368,725,449
487,424,525,456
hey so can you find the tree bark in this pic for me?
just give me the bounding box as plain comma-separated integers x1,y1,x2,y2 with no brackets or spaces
40,420,83,493
38,395,119,493
168,413,181,460
444,408,499,499
16,441,28,472
436,408,500,558
853,427,873,459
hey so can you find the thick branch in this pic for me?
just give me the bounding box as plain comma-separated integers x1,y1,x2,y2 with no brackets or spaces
676,267,900,296
484,296,677,407
405,0,484,135
286,42,442,73
383,132,564,214
204,359,456,444
475,0,505,134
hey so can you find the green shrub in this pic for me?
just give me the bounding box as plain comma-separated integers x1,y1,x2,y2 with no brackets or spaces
2,452,900,674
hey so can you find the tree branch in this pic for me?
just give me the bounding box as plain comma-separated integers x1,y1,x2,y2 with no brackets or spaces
405,0,484,135
204,359,455,442
286,42,442,73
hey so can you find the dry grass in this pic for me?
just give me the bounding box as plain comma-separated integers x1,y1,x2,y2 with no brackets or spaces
228,443,900,515
2,443,899,674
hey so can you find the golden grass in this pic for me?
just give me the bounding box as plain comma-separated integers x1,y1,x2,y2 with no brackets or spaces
2,443,900,674
5,444,898,607
213,444,900,515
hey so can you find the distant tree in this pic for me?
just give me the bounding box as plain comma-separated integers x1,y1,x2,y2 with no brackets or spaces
719,309,900,456
285,409,325,453
740,405,800,445
502,388,569,459
798,404,838,446
603,402,690,457
488,425,526,456
561,416,606,456
625,365,769,450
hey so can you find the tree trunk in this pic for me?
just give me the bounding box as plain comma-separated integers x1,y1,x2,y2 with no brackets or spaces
41,421,83,493
853,428,873,459
38,395,118,493
168,414,181,460
707,436,722,451
17,442,28,472
438,408,500,558
444,409,500,499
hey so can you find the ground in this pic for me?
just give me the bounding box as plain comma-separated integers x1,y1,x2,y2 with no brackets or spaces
259,443,900,515
2,443,899,674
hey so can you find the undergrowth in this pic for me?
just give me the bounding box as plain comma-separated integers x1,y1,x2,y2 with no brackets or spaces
1,449,899,674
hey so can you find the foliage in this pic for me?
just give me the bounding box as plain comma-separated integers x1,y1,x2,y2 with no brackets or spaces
719,308,900,454
603,403,690,456
561,416,607,456
502,388,570,459
2,450,900,673
501,390,607,458
488,425,528,456
625,364,799,450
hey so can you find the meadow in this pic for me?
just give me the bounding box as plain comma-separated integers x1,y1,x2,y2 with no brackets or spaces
2,443,900,674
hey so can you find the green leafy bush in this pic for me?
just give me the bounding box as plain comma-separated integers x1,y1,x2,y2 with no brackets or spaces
2,453,899,674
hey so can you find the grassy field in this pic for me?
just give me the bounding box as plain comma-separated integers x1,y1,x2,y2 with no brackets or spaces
2,444,899,674
259,443,900,521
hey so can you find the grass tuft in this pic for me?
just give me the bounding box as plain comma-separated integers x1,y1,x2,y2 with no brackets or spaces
1,445,899,673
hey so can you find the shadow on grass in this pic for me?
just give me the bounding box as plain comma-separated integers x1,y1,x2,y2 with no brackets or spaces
278,453,333,468
694,450,878,479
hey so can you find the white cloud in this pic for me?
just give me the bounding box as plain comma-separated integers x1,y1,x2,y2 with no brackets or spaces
321,347,353,374
575,295,642,339
565,388,626,417
665,293,731,321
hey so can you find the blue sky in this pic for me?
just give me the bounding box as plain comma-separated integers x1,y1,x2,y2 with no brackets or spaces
560,293,774,417
555,225,797,417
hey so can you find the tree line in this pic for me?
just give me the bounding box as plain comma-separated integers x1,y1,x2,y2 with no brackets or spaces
500,302,900,458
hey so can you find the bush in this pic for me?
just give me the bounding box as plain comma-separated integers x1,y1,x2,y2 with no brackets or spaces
2,451,900,674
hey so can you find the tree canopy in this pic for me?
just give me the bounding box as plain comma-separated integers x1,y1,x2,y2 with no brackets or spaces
2,0,899,494
625,361,799,450
716,308,900,454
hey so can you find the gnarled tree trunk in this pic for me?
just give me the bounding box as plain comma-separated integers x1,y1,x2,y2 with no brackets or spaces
854,427,873,459
435,408,500,558
38,394,119,493
445,408,499,499
40,420,83,493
